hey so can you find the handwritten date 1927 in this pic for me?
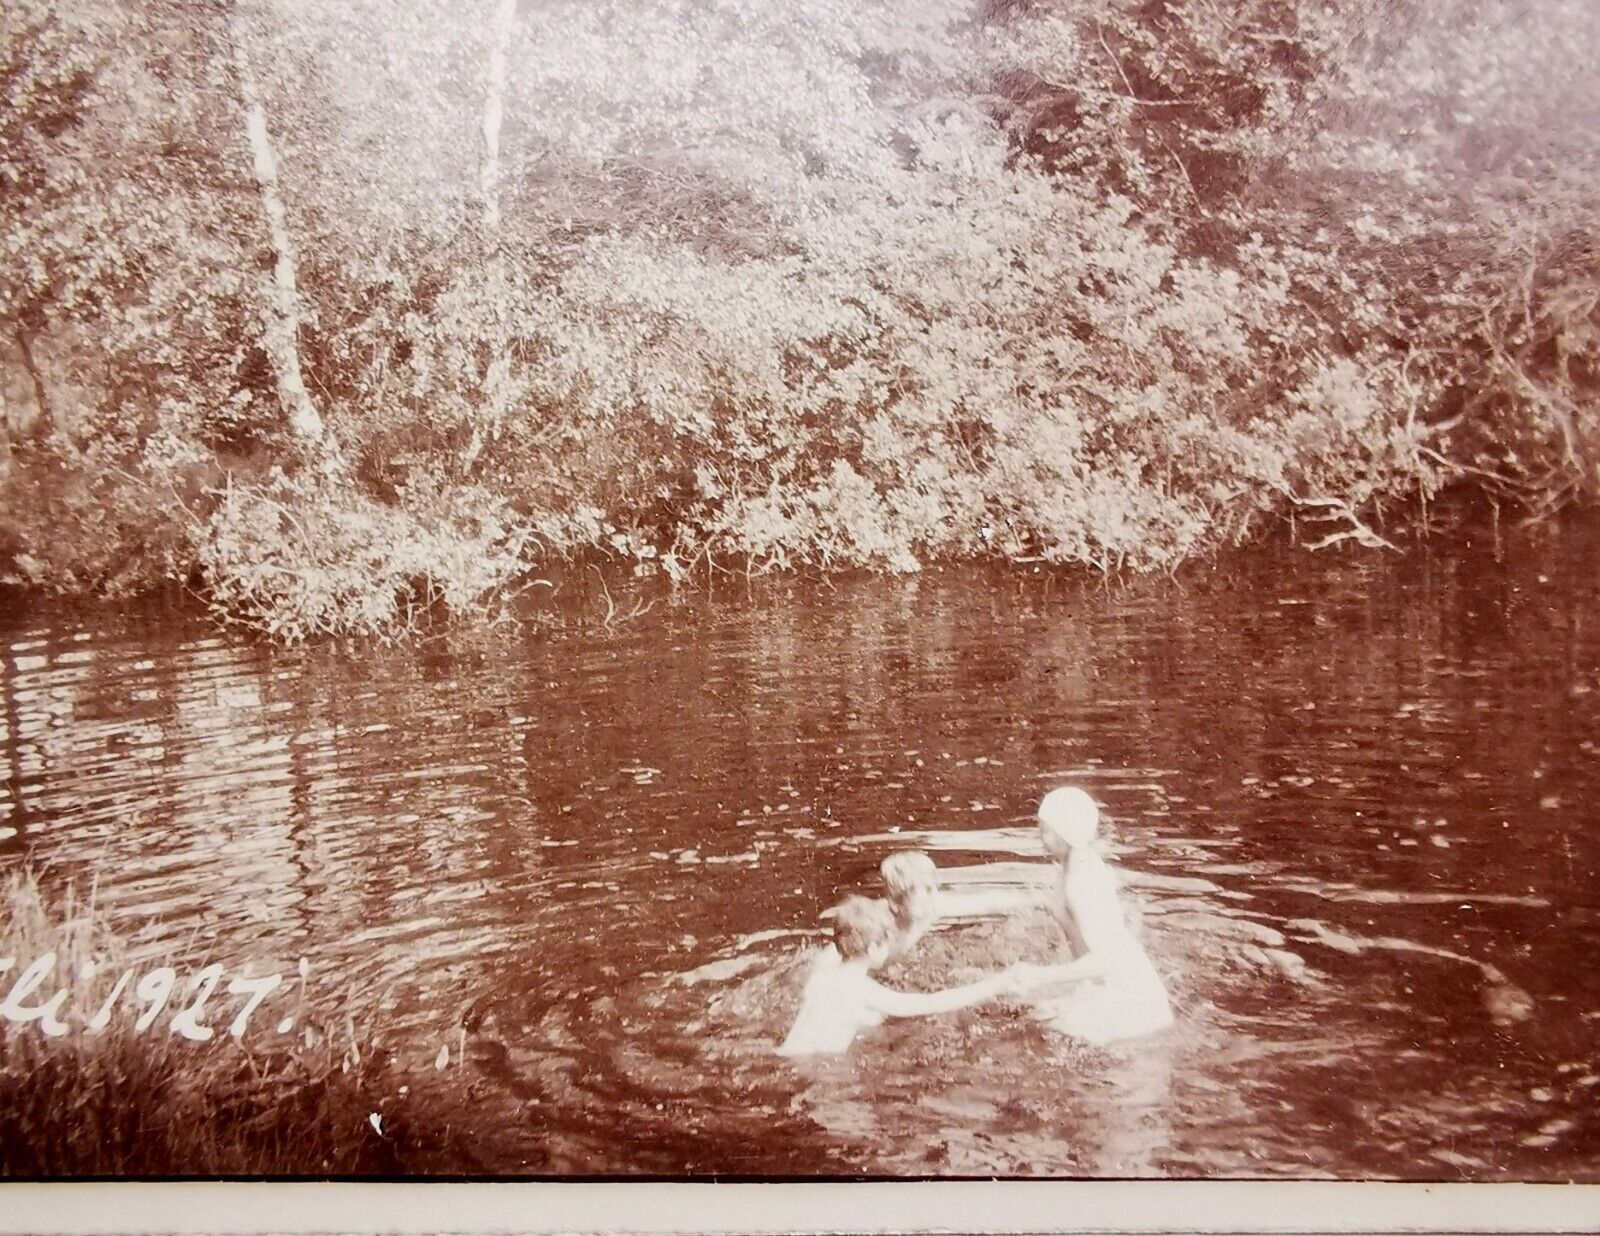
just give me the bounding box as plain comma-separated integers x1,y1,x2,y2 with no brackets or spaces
0,954,305,1042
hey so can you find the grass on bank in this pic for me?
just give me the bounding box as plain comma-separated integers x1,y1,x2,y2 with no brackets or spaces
0,870,474,1176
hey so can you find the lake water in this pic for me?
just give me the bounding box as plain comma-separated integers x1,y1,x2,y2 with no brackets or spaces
2,520,1597,1178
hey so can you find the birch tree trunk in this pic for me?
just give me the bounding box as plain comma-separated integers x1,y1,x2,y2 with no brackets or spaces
463,0,518,474
231,17,327,449
480,0,516,233
13,328,53,439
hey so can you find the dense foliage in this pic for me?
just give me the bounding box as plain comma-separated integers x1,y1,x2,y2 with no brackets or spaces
3,0,1596,636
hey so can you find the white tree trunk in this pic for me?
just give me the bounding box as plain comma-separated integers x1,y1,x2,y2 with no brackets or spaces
480,0,517,231
232,20,326,447
464,0,519,473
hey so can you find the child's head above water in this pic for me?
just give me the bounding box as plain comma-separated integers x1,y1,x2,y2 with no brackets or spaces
1038,786,1099,855
880,851,938,922
831,895,898,963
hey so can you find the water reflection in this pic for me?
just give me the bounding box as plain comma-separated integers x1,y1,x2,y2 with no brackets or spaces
1,519,1597,1177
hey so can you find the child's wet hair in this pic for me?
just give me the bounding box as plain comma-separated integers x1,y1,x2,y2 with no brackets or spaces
832,895,898,959
880,851,937,900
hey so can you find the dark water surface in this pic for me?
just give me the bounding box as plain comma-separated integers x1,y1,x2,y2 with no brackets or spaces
2,523,1598,1178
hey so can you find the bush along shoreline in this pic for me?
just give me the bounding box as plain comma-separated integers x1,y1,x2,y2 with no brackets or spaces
0,871,478,1175
4,0,1597,640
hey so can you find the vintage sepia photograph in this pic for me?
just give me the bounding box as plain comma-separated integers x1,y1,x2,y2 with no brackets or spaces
1,0,1598,1191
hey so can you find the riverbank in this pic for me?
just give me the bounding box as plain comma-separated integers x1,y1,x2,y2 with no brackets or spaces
0,474,1564,646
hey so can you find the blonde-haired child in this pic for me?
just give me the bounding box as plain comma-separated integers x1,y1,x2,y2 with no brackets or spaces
779,894,1028,1056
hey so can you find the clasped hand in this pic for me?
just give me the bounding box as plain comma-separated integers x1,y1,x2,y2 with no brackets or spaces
1002,961,1047,994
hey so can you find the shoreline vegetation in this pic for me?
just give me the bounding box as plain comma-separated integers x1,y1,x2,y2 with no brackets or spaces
0,870,477,1175
4,0,1598,641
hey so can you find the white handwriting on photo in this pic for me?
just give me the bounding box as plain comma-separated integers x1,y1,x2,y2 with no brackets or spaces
0,955,308,1041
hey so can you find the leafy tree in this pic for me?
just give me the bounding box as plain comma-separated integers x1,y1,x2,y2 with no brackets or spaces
2,0,1596,633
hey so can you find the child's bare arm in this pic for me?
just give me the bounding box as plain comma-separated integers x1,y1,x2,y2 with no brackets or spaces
861,969,1013,1018
1012,952,1109,988
937,886,1046,920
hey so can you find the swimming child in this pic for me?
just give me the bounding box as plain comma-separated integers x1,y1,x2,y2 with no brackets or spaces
1010,786,1174,1045
880,851,942,955
879,849,1063,954
778,895,1029,1056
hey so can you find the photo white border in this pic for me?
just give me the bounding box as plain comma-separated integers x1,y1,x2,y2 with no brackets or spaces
0,1181,1597,1235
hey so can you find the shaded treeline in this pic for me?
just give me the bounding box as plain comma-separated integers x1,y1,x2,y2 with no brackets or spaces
2,0,1597,637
